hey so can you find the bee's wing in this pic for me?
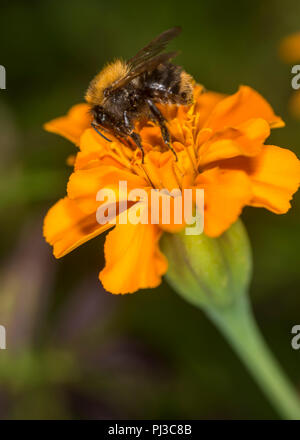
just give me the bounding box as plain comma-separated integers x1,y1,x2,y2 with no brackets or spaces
110,51,179,92
108,27,181,92
128,26,181,69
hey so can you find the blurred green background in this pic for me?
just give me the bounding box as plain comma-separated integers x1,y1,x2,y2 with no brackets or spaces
0,0,300,419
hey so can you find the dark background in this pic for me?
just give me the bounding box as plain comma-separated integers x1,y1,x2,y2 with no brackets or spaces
0,0,299,419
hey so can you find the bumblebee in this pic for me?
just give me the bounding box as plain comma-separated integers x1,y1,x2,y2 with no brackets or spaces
85,27,194,162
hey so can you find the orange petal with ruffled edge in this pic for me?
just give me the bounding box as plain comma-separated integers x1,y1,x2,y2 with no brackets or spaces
203,86,284,131
44,103,91,146
247,146,300,213
219,146,300,213
76,128,135,170
198,118,270,167
43,197,113,258
79,127,113,153
67,165,148,214
143,151,183,191
195,168,252,237
279,32,300,63
155,174,195,234
99,220,168,294
139,125,164,149
193,90,226,131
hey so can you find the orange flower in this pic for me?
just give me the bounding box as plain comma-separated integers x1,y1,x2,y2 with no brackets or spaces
43,85,300,294
279,31,300,63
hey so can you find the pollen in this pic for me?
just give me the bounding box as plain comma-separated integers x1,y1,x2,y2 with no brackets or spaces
85,59,130,105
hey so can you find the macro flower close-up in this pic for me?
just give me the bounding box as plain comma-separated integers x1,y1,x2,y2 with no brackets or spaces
44,84,300,294
3,0,300,424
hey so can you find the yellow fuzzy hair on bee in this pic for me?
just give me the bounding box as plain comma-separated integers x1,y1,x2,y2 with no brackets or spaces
179,71,194,103
85,59,129,105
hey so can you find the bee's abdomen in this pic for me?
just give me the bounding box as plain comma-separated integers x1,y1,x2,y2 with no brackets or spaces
144,63,194,105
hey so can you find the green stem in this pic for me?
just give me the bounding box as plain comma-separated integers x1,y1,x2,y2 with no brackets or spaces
205,295,300,419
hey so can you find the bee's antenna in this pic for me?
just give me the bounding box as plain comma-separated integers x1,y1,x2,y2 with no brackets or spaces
91,122,112,142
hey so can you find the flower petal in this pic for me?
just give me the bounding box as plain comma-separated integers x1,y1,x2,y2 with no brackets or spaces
247,146,300,213
198,118,270,167
195,168,252,237
194,90,226,131
219,146,300,213
67,166,148,214
203,86,284,131
79,127,114,153
143,151,183,191
77,128,136,169
44,104,91,146
99,222,168,294
43,197,112,258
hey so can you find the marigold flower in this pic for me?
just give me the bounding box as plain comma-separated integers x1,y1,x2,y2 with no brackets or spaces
44,85,300,294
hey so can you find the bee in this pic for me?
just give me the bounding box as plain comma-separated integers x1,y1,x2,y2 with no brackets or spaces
85,26,194,163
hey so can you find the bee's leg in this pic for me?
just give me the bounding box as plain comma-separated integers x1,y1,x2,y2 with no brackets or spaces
123,110,145,163
130,131,145,163
146,99,178,161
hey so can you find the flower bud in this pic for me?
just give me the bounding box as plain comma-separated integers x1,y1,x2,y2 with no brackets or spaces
160,219,252,308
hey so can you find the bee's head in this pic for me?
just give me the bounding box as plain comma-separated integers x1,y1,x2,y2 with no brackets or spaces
91,105,105,125
90,106,113,143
